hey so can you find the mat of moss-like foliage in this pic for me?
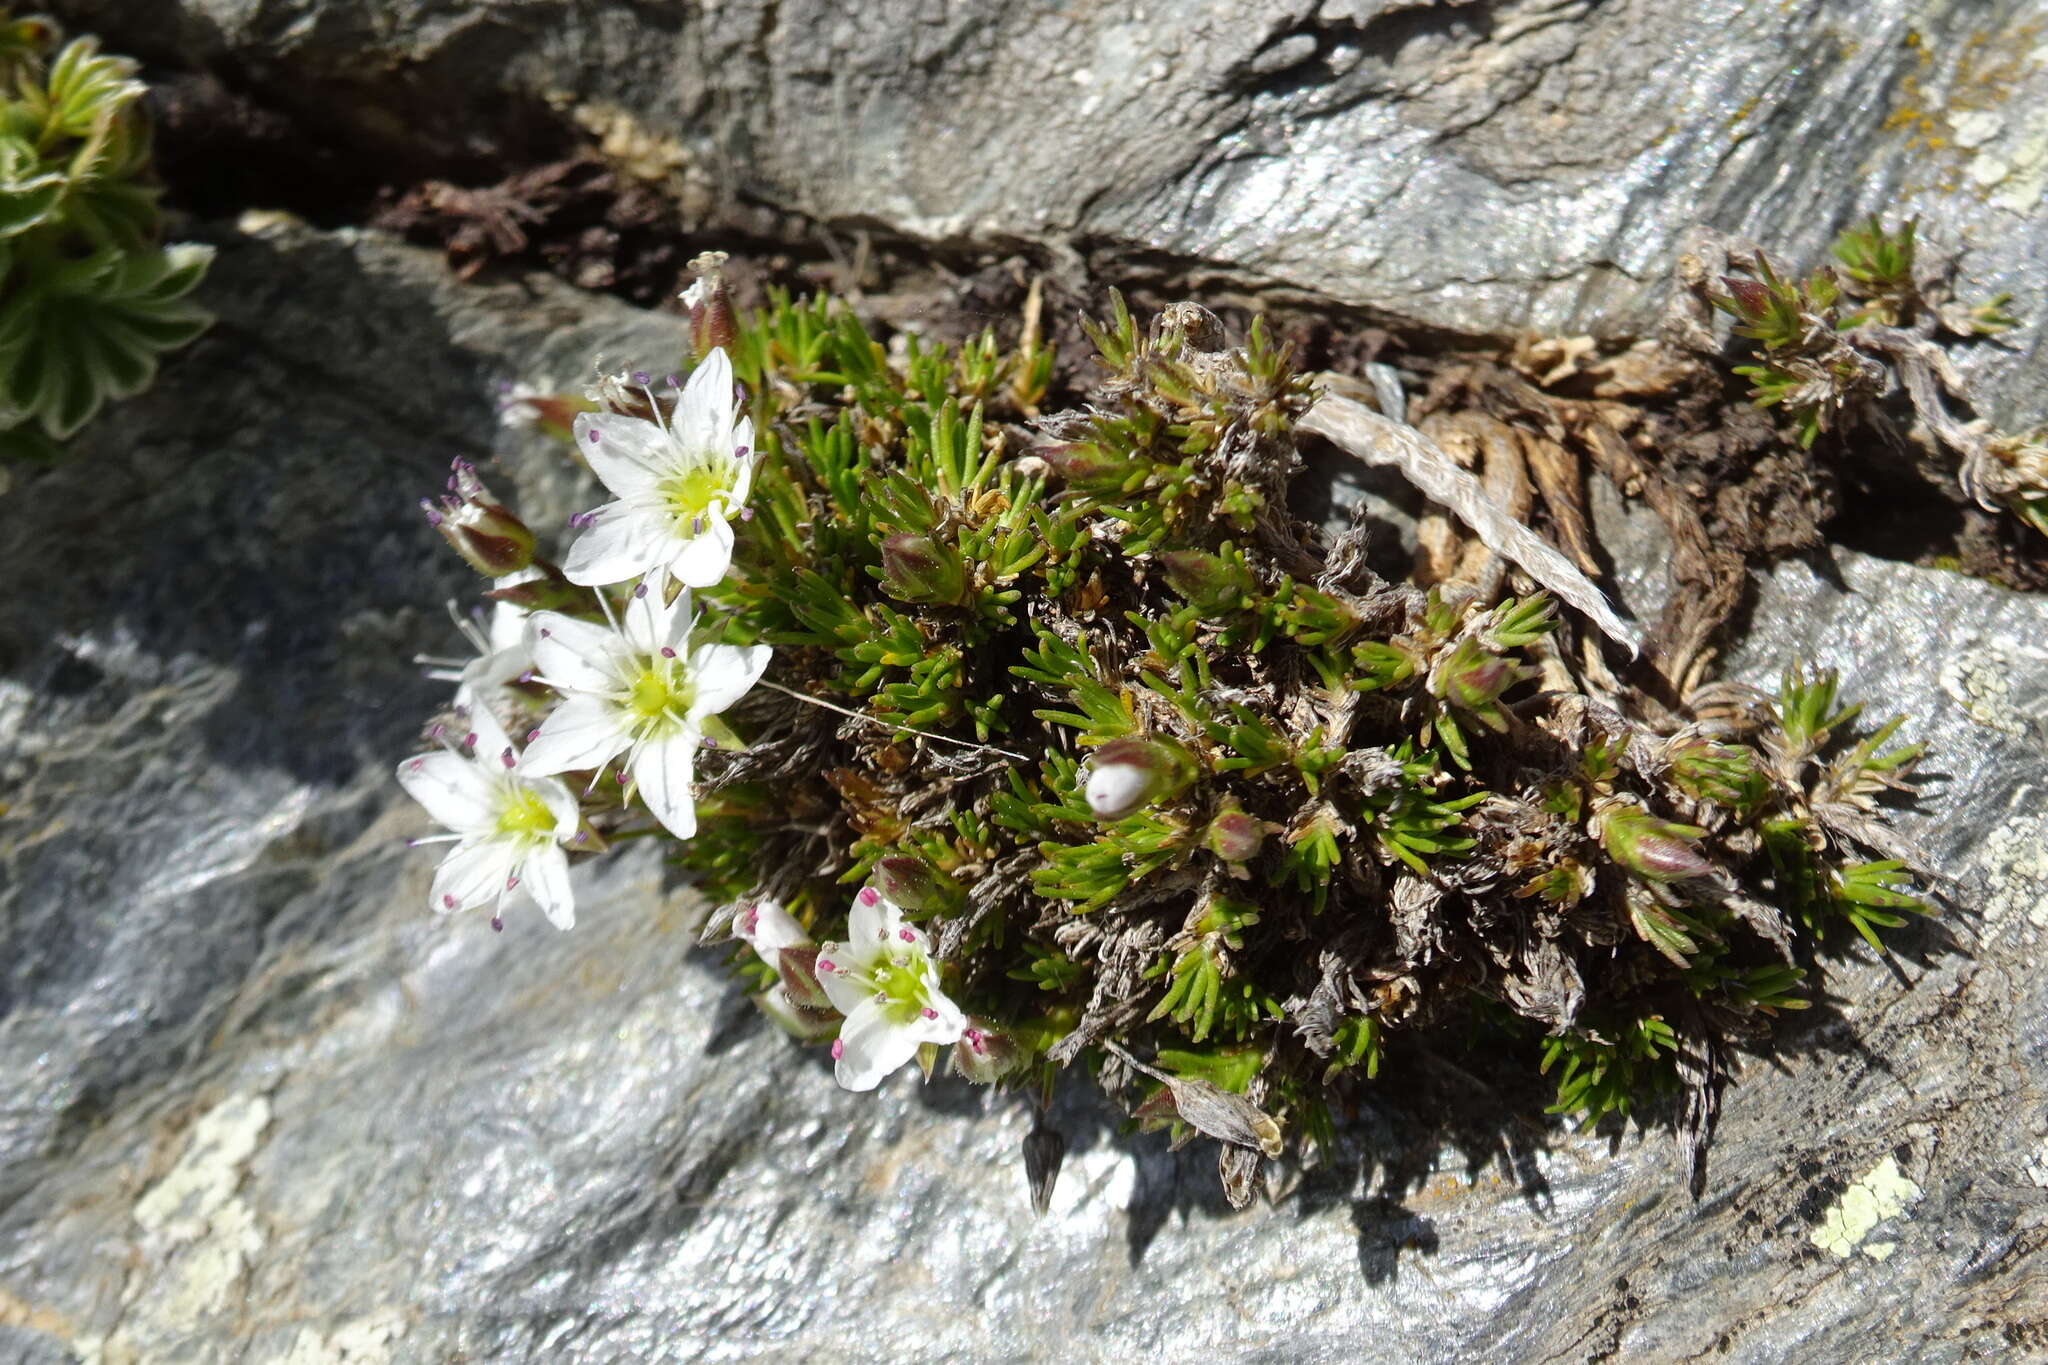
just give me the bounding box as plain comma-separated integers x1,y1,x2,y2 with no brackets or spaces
461,277,1938,1207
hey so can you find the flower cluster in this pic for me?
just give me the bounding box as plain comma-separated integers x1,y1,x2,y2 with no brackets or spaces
399,260,970,1092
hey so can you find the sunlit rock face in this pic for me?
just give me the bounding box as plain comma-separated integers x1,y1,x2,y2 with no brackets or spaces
0,218,2043,1364
54,0,2048,425
8,0,2048,1352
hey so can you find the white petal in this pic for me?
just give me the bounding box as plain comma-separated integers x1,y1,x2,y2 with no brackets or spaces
907,985,967,1045
631,729,699,838
729,418,756,504
397,752,495,832
667,517,736,589
898,917,934,956
519,845,576,929
574,411,671,496
833,999,923,1091
456,640,532,700
522,695,630,776
464,699,517,766
686,640,771,716
563,502,666,588
1084,761,1153,819
486,598,532,648
529,612,625,693
847,887,903,949
736,899,810,958
677,348,735,452
814,944,873,1016
623,579,690,656
429,840,517,913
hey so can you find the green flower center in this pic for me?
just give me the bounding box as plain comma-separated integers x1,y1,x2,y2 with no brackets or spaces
626,662,694,729
658,459,734,530
873,954,931,1022
495,787,556,839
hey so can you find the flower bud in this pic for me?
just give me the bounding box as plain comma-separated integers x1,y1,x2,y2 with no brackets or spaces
874,855,952,912
1595,802,1714,882
879,532,968,605
1159,549,1253,615
952,1018,1029,1085
684,251,739,359
497,385,594,443
1667,736,1762,810
1433,636,1526,713
484,564,594,615
1204,808,1265,863
753,988,841,1042
1084,737,1194,820
773,944,833,1012
425,460,537,577
1718,276,1773,322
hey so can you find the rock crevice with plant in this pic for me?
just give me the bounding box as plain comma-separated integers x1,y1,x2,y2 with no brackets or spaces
391,229,2007,1208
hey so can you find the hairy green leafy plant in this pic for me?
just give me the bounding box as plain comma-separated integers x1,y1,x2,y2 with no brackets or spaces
0,7,210,465
411,257,1938,1211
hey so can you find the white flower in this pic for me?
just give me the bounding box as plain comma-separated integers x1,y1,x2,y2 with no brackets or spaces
734,898,811,962
732,897,835,1022
563,348,755,589
418,594,535,707
520,581,770,839
814,886,966,1091
396,701,581,929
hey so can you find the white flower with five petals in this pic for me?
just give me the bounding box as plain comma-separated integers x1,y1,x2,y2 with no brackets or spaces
396,702,581,929
520,581,770,839
814,887,966,1090
563,347,755,589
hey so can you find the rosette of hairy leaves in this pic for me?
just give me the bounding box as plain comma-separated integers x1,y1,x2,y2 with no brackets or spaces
0,15,211,452
0,240,212,437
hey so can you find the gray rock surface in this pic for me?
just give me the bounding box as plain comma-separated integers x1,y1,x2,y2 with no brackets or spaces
3,222,2048,1363
48,0,2048,425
